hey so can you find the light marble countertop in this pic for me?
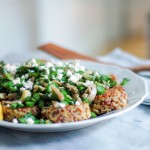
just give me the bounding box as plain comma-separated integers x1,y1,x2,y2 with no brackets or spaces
0,105,150,150
0,52,150,150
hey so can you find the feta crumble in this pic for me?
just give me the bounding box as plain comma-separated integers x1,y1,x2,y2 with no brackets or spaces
82,80,94,87
23,80,33,90
57,69,63,73
20,87,26,92
4,64,17,74
66,70,72,76
79,65,85,72
45,62,53,68
69,75,79,83
28,58,38,67
57,73,63,80
39,66,45,70
13,77,21,85
7,104,10,107
59,103,66,108
26,118,34,124
56,62,63,67
75,101,80,106
53,102,66,108
12,118,18,124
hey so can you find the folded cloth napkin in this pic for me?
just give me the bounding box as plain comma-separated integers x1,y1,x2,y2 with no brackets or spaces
97,48,150,105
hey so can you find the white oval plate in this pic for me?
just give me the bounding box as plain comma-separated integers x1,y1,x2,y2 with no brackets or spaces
0,60,148,132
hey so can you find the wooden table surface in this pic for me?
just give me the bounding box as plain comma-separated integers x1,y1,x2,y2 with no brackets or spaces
100,35,149,59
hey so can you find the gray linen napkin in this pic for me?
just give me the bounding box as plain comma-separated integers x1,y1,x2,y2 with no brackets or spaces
97,48,150,105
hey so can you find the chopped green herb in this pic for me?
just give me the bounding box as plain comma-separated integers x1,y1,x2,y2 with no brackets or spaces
25,101,35,107
90,112,97,118
10,103,18,109
97,85,105,95
121,78,130,86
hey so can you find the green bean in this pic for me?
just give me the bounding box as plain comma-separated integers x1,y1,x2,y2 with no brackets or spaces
25,102,35,107
17,103,24,108
10,103,17,109
121,78,130,86
45,84,51,93
24,96,31,102
33,93,40,101
90,112,97,118
38,100,45,108
97,85,105,95
18,118,27,124
34,119,40,124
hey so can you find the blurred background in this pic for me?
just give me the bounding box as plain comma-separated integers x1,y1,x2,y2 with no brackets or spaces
0,0,150,59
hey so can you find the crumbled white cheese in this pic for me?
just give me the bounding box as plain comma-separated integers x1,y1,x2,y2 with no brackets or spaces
66,70,72,76
69,75,79,83
75,73,82,80
39,66,45,70
51,67,56,71
29,58,38,67
21,75,25,79
25,74,29,79
74,67,79,72
95,72,99,76
82,80,94,87
68,64,75,69
59,103,66,108
57,69,63,73
23,80,33,90
7,104,10,107
26,118,34,124
17,101,22,104
79,65,85,72
51,75,56,80
13,77,21,85
56,62,63,67
74,60,80,67
75,101,80,106
12,118,18,124
57,73,63,80
53,102,66,108
20,87,26,92
45,62,53,68
4,64,17,74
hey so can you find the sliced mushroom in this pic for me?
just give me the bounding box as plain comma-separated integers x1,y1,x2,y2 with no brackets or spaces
52,101,60,108
73,94,82,103
52,80,62,86
20,90,31,101
3,100,21,104
65,83,78,94
30,76,35,82
51,85,65,101
40,80,48,87
82,85,97,101
33,85,39,92
38,86,45,92
6,93,17,99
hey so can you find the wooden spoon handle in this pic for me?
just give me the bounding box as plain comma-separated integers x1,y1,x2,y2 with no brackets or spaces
39,43,150,73
129,65,150,72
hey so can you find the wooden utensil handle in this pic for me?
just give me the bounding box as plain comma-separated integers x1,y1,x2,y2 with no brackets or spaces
39,43,150,73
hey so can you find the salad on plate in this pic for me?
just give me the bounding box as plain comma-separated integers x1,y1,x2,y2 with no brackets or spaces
0,59,129,124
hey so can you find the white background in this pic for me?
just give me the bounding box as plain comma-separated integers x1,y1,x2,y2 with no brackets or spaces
0,0,150,58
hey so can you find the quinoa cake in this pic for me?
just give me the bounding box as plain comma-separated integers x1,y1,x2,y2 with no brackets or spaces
90,86,128,115
42,102,91,123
